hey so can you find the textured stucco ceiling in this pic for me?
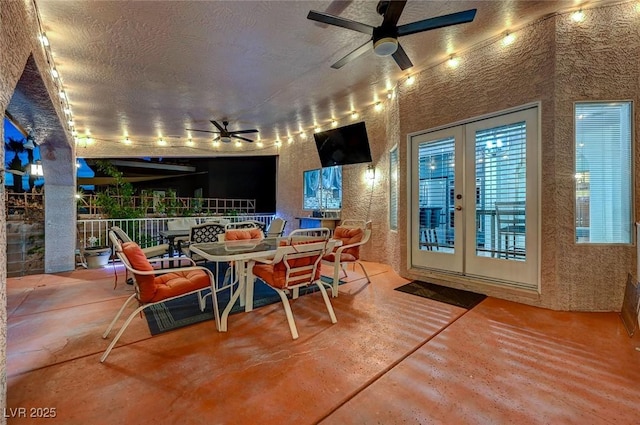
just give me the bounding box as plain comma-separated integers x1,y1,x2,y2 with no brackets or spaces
32,0,591,158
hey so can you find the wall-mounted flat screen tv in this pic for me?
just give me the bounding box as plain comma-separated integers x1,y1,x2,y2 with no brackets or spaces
314,121,372,167
303,165,342,211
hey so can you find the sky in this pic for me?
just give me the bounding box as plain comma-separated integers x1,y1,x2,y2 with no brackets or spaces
4,117,95,190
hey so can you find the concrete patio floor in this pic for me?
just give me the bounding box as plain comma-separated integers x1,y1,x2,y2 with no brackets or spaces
6,262,640,424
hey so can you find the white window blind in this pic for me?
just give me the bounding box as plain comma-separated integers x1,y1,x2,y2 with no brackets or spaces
389,146,399,230
575,102,632,244
475,122,527,259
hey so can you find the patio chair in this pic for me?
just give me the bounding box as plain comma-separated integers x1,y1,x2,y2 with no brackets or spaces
220,221,263,241
252,239,337,339
109,226,170,286
265,217,287,237
101,234,220,362
321,220,371,297
225,220,262,230
287,227,331,243
180,222,227,259
110,226,169,259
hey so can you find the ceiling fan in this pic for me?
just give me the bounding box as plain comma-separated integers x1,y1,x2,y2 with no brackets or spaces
187,120,258,143
307,0,477,70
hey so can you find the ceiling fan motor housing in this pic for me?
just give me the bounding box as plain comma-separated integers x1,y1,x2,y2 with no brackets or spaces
372,26,399,56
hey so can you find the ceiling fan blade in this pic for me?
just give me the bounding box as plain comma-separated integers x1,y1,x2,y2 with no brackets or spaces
233,135,254,143
209,120,225,132
186,128,221,134
230,129,259,135
397,9,477,37
307,10,374,35
392,42,413,70
381,0,407,27
331,39,371,69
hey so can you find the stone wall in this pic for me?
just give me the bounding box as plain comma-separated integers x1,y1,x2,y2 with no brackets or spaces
5,221,45,277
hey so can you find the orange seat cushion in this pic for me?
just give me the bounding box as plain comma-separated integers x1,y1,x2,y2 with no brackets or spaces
225,228,263,241
322,252,357,263
328,226,364,259
254,242,323,289
151,269,210,303
122,242,210,303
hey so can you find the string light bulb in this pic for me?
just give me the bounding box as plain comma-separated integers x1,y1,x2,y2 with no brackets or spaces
503,32,516,46
374,102,383,112
351,111,359,120
406,75,415,85
571,9,585,22
447,55,460,68
331,120,338,128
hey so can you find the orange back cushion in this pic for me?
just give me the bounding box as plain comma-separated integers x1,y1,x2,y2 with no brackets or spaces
225,228,263,241
255,241,323,288
333,226,364,258
122,242,157,302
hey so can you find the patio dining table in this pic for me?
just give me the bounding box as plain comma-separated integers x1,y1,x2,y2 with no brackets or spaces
189,238,282,331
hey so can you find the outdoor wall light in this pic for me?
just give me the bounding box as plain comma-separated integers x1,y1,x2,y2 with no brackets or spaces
366,164,376,181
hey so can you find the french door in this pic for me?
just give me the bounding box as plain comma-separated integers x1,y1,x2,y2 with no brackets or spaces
410,106,539,290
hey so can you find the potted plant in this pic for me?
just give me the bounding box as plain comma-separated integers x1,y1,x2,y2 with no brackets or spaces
83,235,111,269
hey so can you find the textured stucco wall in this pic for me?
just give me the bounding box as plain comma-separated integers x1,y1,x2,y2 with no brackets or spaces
1,0,77,417
275,95,401,267
552,3,640,310
0,1,34,419
276,3,639,312
396,3,639,311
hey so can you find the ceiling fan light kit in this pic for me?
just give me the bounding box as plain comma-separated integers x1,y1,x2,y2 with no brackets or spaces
373,37,398,56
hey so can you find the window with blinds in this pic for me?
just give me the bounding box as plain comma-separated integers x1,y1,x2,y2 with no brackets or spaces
389,146,399,230
575,102,632,244
475,121,527,259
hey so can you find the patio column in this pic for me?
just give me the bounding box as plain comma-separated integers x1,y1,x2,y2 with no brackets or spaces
42,145,76,273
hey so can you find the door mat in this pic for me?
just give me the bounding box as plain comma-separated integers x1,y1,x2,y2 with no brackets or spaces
395,280,487,309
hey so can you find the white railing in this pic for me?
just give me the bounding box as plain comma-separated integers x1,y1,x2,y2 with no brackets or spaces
77,214,276,249
76,194,256,216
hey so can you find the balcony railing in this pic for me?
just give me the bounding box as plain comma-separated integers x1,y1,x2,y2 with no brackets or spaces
5,191,258,219
76,194,256,216
77,214,276,250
